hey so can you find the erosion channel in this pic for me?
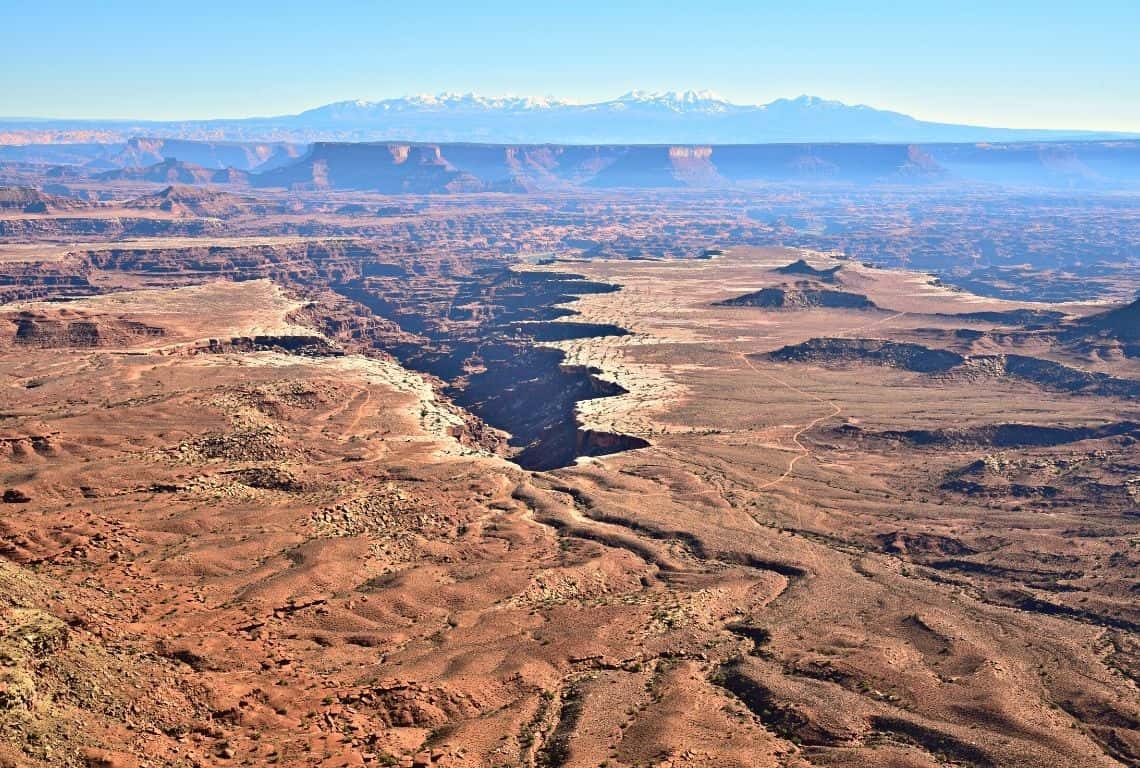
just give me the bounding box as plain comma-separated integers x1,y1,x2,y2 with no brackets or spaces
334,268,649,470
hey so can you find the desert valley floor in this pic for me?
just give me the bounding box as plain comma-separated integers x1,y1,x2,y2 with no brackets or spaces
0,182,1138,768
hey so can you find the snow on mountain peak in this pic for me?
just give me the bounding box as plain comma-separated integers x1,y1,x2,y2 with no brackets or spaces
614,90,733,110
307,92,878,123
396,93,574,110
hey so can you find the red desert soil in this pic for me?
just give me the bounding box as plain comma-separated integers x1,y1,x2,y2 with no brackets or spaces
0,217,1137,768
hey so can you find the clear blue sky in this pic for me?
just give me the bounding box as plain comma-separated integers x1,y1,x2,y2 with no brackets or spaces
5,0,1138,130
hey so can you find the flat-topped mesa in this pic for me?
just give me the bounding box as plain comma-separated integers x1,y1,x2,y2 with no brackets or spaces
0,185,78,213
124,185,261,216
0,186,48,212
245,142,946,192
7,135,1140,188
108,136,306,171
79,239,403,284
97,159,250,186
253,142,487,192
22,138,1140,193
6,309,165,349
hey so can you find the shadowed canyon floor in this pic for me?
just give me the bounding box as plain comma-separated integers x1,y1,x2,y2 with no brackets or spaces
0,186,1138,768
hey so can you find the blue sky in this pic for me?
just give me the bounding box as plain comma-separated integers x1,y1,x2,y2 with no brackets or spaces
4,0,1138,130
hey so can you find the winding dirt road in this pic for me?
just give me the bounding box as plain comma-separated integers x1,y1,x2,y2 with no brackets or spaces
736,310,906,490
737,351,843,491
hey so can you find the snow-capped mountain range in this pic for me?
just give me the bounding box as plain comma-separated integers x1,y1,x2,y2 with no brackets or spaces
301,91,904,120
3,92,1136,144
284,92,1132,143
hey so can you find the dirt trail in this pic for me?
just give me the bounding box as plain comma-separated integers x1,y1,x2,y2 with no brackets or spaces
833,309,908,338
734,311,906,490
737,352,843,491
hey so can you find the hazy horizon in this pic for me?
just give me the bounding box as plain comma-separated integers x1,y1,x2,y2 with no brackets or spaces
0,91,1134,138
6,0,1139,132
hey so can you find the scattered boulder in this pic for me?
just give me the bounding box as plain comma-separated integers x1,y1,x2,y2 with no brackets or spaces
0,608,69,711
1,608,69,658
81,748,140,768
0,668,35,711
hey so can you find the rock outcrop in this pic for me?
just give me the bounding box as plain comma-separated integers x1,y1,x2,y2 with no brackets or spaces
717,287,876,310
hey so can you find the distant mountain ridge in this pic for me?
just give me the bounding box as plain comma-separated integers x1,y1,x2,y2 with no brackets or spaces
2,92,1136,145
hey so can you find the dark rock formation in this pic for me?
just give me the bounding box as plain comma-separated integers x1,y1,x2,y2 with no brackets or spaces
774,259,842,282
766,338,963,373
766,338,1140,399
717,287,876,310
